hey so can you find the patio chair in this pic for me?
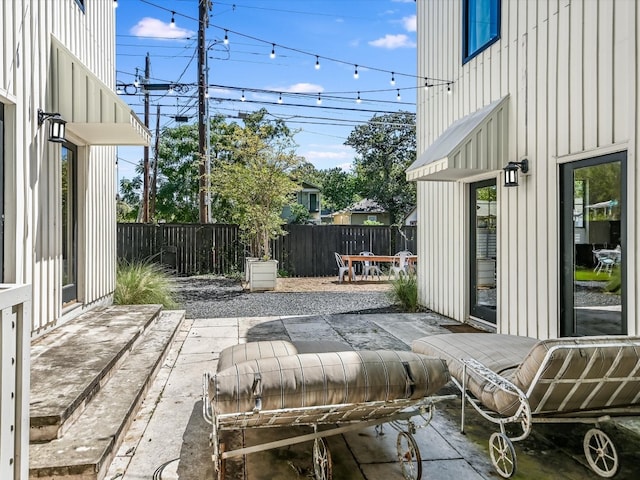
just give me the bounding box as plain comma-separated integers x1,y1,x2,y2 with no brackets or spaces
359,251,382,280
389,250,412,279
411,333,640,478
334,252,356,283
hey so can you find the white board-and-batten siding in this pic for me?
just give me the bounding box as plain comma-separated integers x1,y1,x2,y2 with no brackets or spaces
0,0,118,333
416,0,637,338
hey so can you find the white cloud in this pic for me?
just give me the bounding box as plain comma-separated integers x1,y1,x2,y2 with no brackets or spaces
335,18,345,23
130,17,194,40
304,150,352,161
280,83,325,94
402,15,417,32
349,39,361,48
368,34,416,49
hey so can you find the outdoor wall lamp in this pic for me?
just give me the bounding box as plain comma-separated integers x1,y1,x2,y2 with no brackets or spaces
38,109,66,143
503,159,529,187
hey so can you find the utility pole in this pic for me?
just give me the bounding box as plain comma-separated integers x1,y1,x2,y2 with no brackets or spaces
150,103,160,220
197,1,211,223
142,53,150,223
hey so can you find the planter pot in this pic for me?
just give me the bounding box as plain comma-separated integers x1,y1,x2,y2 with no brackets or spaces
245,257,259,282
248,259,278,292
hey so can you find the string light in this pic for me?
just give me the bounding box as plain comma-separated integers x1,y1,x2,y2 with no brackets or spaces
424,79,431,89
223,30,229,45
170,11,176,28
315,56,320,70
270,44,276,59
353,65,359,79
356,91,361,103
205,89,210,99
317,93,322,105
396,89,401,101
277,93,283,104
241,90,246,101
168,84,174,95
133,68,139,87
448,84,452,94
113,0,118,8
390,72,395,86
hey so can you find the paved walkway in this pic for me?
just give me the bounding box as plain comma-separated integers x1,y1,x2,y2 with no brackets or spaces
105,313,639,479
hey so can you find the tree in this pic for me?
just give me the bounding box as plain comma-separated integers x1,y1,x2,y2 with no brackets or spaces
318,168,360,211
210,117,303,258
345,111,416,224
117,177,142,222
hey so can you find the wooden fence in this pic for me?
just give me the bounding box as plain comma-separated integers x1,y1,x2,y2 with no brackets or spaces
117,223,417,277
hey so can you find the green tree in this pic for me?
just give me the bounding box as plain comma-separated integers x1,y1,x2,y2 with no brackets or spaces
317,167,360,211
117,177,142,222
210,119,302,258
345,111,416,224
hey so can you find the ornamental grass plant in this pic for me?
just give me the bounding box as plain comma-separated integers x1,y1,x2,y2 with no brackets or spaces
388,273,419,312
114,261,177,309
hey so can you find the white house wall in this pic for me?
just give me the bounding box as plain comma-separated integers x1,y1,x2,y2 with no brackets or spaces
0,0,119,333
416,0,637,338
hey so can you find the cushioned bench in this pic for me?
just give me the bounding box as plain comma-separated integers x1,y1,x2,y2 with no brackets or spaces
411,333,640,478
204,341,451,480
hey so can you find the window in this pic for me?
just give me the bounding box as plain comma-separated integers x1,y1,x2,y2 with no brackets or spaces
367,215,377,222
463,0,500,62
74,0,85,12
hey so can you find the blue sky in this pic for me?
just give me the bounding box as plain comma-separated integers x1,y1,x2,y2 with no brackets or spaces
115,0,418,183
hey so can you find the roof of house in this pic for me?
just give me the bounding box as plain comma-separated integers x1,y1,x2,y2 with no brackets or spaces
333,199,387,216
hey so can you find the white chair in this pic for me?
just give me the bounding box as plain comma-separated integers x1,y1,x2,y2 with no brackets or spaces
593,249,616,276
359,251,382,280
389,251,412,279
334,252,356,283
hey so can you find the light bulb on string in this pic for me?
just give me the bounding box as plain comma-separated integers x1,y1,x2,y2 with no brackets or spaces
396,89,401,101
168,85,174,95
356,91,361,104
447,84,452,94
170,11,176,28
113,0,118,8
315,56,320,70
270,44,276,59
317,93,322,105
241,90,246,101
133,68,139,87
353,65,359,79
424,79,431,90
224,30,229,45
277,93,283,104
390,72,395,86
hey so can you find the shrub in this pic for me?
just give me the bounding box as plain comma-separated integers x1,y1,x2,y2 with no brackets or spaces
605,267,622,294
388,273,419,312
114,261,178,309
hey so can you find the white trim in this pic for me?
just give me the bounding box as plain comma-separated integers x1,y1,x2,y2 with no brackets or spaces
555,143,629,164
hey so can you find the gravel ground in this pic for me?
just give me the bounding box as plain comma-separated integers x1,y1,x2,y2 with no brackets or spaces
172,275,402,318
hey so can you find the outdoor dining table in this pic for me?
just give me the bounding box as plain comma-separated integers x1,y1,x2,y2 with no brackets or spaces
341,254,417,282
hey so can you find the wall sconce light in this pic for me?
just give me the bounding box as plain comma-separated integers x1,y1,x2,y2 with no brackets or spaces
503,159,529,187
38,109,66,143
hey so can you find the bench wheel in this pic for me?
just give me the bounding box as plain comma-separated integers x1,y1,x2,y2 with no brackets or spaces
583,428,619,478
397,431,422,480
489,432,517,478
313,437,332,480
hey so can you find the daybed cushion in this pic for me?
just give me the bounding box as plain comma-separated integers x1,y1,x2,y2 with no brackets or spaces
210,350,450,414
217,340,298,373
412,333,640,416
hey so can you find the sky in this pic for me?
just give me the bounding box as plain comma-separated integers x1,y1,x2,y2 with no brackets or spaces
115,0,418,184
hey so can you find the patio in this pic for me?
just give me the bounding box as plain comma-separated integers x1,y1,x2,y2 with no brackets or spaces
102,287,640,479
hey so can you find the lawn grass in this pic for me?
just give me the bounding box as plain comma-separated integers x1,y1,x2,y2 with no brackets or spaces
574,267,611,282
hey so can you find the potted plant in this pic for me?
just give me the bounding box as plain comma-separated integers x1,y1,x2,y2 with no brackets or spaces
210,119,301,291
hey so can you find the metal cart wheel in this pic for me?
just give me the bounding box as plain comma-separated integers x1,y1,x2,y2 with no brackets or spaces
313,437,333,480
583,428,619,478
396,431,422,480
489,432,517,478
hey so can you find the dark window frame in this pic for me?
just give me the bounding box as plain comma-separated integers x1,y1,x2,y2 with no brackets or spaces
462,0,501,64
74,0,86,13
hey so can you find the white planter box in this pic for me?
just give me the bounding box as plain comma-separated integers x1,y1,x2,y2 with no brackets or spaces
245,257,259,282
248,260,278,292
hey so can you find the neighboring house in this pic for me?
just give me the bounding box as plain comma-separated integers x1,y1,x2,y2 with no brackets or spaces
332,199,390,225
408,0,636,339
404,207,417,226
282,181,322,224
0,3,149,333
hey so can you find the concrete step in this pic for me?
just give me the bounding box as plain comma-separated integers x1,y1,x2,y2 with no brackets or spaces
28,308,185,480
29,305,163,442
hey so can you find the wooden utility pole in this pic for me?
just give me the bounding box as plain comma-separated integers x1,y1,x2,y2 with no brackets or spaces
197,1,210,223
150,103,160,220
142,53,150,223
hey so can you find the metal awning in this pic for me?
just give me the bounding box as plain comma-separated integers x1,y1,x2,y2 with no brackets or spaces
49,37,150,146
406,95,509,182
